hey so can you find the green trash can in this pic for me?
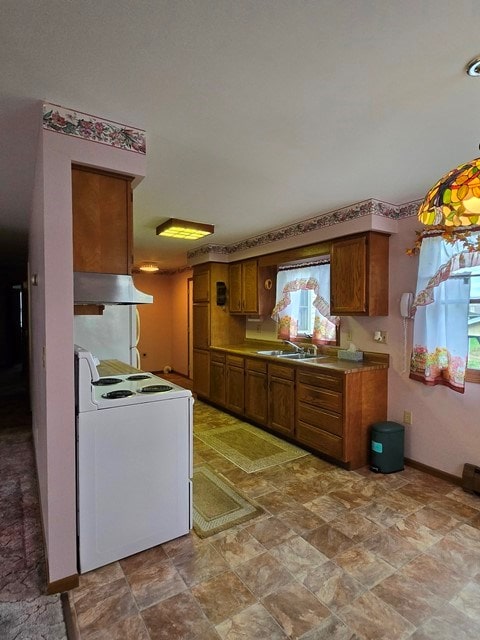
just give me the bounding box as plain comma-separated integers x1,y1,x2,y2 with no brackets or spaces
370,421,404,473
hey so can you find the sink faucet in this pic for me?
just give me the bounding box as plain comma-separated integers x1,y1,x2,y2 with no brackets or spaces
283,340,304,353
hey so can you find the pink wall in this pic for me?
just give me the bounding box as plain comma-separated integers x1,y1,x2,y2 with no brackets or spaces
29,113,146,585
134,269,192,375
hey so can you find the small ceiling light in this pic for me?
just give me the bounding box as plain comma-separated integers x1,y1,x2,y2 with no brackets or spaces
466,56,480,77
139,263,160,273
418,154,480,227
156,218,214,240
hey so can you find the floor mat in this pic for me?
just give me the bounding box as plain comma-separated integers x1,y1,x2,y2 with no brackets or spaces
195,423,308,473
192,465,263,538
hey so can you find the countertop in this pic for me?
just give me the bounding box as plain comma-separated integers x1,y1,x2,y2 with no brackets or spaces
210,343,389,374
97,359,142,377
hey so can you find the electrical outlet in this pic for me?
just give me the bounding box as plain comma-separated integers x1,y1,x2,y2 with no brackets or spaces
403,410,413,425
345,332,352,342
374,330,387,344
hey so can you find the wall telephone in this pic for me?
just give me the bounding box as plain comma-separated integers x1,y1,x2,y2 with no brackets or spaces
400,292,414,318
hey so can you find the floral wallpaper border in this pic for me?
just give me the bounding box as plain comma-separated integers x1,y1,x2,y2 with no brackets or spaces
187,198,421,261
42,102,146,154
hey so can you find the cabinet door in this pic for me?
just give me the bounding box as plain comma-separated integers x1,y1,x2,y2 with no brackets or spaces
268,367,295,437
228,263,243,312
193,267,210,302
192,304,209,349
72,166,133,274
242,260,259,314
245,361,268,425
210,357,226,406
226,357,244,413
193,349,210,398
330,232,389,316
330,235,367,314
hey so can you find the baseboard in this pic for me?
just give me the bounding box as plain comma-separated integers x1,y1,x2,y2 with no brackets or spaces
61,591,81,640
47,573,79,594
405,457,462,486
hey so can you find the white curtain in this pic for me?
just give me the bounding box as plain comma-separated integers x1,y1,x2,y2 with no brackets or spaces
410,233,480,393
271,264,338,343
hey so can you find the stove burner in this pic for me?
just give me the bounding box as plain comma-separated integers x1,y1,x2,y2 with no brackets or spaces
101,389,135,399
126,374,152,381
93,377,122,386
138,384,173,393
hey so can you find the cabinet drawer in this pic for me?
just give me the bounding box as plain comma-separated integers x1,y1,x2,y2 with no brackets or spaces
298,370,342,392
246,358,267,373
268,363,295,381
297,403,343,436
210,351,226,363
297,384,342,413
226,354,244,368
296,421,344,460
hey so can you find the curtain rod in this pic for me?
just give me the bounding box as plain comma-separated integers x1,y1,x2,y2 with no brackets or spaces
278,258,330,271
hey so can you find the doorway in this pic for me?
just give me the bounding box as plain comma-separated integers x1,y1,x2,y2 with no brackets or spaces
187,278,193,379
0,271,29,397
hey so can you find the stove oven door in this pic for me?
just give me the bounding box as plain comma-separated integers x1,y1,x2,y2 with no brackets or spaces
76,396,191,573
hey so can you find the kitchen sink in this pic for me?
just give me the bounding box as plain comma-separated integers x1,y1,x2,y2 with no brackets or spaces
256,350,327,360
256,350,289,356
275,352,318,360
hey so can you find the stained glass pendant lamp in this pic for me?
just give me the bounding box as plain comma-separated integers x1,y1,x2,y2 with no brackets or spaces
417,156,480,227
418,56,480,227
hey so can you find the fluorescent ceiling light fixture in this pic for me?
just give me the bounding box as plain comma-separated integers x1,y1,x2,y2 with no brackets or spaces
156,218,214,240
139,263,159,273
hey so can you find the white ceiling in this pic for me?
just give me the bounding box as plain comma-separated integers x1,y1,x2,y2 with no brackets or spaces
2,1,480,269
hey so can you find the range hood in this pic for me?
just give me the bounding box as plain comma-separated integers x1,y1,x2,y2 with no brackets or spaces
74,272,153,305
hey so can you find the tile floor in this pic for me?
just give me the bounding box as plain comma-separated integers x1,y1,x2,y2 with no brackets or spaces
0,384,67,640
67,388,480,639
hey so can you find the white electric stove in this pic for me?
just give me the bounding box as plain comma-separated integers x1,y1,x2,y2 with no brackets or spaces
74,345,193,573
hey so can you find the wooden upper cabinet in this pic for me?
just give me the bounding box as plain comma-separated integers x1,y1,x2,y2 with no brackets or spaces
330,232,389,316
228,263,243,313
229,259,259,314
72,165,133,274
192,304,209,349
193,267,210,303
242,260,259,313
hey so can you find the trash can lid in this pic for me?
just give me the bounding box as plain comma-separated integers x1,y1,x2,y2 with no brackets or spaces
371,421,405,433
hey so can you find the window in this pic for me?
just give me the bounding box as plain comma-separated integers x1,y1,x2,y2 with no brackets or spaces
466,272,480,381
410,232,480,392
297,289,315,335
271,263,339,344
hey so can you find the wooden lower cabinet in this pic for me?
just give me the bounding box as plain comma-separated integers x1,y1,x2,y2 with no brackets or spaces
226,355,245,414
192,349,210,398
202,349,388,471
295,367,387,469
244,359,268,425
210,352,226,406
268,363,295,437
